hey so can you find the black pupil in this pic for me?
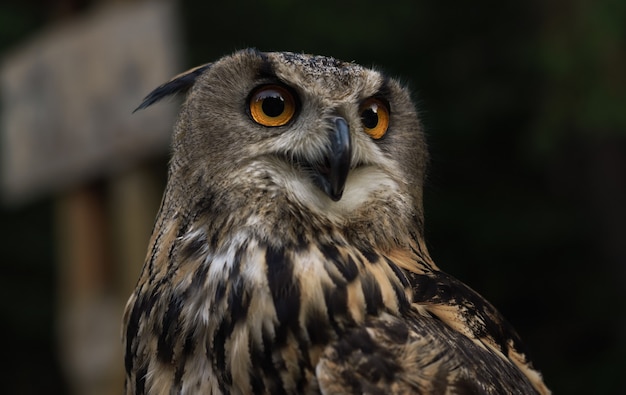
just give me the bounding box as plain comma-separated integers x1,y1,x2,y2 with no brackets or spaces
361,107,379,129
261,94,285,117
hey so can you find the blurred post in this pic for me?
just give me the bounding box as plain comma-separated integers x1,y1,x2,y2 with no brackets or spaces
56,184,121,395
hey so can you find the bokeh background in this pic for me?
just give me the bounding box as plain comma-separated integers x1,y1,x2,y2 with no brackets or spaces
1,0,624,394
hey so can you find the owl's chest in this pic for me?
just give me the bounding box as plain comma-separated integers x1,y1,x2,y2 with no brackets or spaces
178,235,406,394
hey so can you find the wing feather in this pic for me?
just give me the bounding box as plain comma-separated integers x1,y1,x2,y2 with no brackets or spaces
317,312,540,395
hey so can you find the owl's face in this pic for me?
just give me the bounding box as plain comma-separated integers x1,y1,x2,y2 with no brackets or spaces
163,50,427,231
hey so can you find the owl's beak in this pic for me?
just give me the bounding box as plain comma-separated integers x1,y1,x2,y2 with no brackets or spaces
315,117,351,202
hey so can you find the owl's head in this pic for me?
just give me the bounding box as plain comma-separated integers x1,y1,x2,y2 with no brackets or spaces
138,49,428,243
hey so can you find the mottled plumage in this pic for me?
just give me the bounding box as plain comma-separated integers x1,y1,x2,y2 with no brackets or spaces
123,49,550,394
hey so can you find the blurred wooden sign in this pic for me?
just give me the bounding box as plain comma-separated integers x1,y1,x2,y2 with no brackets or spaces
1,1,183,204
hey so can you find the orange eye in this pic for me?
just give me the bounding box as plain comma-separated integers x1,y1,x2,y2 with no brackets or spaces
359,98,390,139
249,85,296,127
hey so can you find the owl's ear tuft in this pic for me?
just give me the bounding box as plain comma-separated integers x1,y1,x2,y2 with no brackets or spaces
133,63,212,113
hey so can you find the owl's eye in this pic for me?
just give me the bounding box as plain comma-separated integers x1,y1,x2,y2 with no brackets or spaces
249,85,296,127
360,98,390,139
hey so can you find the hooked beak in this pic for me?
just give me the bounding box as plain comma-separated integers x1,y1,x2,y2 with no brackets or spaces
312,117,351,201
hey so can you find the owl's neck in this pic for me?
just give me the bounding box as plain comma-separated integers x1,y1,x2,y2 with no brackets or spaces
165,163,430,258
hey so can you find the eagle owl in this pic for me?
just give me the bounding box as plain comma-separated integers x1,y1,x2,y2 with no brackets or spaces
123,49,550,395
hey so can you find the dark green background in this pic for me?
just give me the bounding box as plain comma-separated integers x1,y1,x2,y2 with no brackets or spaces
1,0,625,393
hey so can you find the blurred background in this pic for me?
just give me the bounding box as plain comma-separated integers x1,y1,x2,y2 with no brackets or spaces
1,0,624,394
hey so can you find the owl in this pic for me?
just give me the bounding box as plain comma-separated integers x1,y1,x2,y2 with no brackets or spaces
123,49,550,395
